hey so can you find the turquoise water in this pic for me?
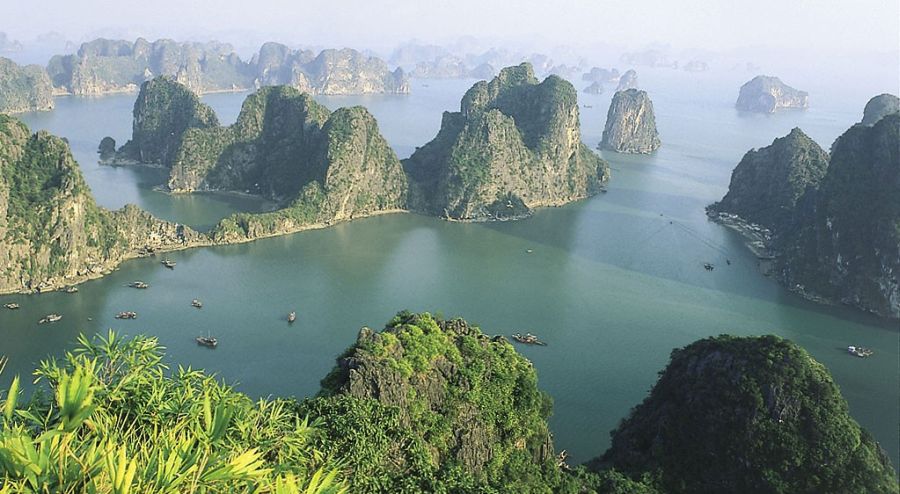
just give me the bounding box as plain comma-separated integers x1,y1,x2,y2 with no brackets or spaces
4,70,898,467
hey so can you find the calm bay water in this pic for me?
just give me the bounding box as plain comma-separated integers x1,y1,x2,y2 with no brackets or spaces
4,70,898,466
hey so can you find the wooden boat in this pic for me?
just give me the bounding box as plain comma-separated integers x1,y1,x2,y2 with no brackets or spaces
39,314,62,324
511,333,547,346
115,311,138,320
129,281,149,289
192,299,203,308
703,262,715,271
196,333,217,348
288,311,297,323
847,345,874,358
161,258,176,269
4,303,19,310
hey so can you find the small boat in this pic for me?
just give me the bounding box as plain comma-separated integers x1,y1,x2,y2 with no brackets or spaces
4,303,19,310
191,299,203,308
128,281,149,289
583,104,593,108
115,311,138,320
526,249,534,254
288,311,297,323
39,314,62,324
196,334,218,348
703,262,715,271
511,332,547,346
63,286,78,293
847,345,874,358
161,258,176,269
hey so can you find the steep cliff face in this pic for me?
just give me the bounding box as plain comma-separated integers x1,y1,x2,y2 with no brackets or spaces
709,128,829,231
116,77,219,167
403,63,609,221
779,113,899,319
861,93,899,126
600,89,661,154
736,75,808,113
0,115,204,294
591,335,897,493
0,57,54,114
316,311,563,492
47,38,251,95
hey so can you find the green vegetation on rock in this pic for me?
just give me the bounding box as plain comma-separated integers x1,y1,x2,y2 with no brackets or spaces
116,76,219,167
0,57,53,114
861,93,900,126
590,334,898,493
599,89,660,154
403,62,609,220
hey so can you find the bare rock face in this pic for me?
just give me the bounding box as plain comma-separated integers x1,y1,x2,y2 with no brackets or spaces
861,93,899,126
600,88,661,154
736,75,808,113
615,69,638,91
0,57,54,113
403,63,609,221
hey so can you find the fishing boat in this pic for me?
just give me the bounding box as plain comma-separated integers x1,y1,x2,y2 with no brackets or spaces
192,299,203,308
847,345,874,358
115,311,138,320
4,303,19,310
196,333,218,348
288,311,297,323
511,333,547,346
161,258,176,269
703,262,715,271
63,286,78,293
39,314,62,324
129,281,149,289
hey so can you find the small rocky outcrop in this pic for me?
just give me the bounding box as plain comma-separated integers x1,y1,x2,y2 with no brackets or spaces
615,69,638,92
861,93,899,125
583,81,603,94
115,76,219,167
708,128,829,231
0,57,54,113
97,136,116,161
403,63,609,221
682,60,708,72
319,311,558,487
600,88,660,154
0,114,206,294
590,335,898,493
735,75,808,113
582,67,619,83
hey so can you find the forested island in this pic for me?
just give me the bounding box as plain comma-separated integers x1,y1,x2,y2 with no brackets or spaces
710,95,900,320
0,313,895,492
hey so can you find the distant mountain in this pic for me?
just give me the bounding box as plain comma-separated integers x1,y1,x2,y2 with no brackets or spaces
46,38,409,96
0,57,53,113
403,63,609,221
736,75,808,113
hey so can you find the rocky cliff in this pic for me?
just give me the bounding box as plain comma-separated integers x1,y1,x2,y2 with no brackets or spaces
583,81,603,94
779,113,899,319
0,57,54,113
46,38,409,97
115,76,219,167
403,63,609,221
708,128,829,231
314,311,568,492
252,43,410,95
600,89,661,154
47,38,251,95
736,75,808,113
861,93,899,126
590,335,897,493
0,115,206,294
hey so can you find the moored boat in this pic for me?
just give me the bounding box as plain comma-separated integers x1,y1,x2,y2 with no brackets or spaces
192,299,203,308
4,303,19,310
847,345,874,358
39,314,62,324
288,311,297,323
161,258,176,269
196,335,217,348
511,332,547,346
115,311,138,320
129,281,149,289
63,286,78,293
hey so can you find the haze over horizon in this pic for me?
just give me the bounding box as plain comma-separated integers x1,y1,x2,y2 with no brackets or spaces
3,0,898,61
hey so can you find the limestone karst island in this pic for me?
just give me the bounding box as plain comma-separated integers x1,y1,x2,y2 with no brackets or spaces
1,2,898,493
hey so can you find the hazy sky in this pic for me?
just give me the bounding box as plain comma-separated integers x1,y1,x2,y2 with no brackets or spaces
3,0,898,57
